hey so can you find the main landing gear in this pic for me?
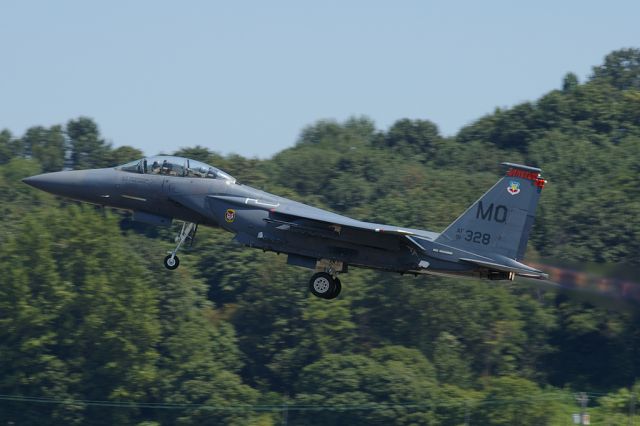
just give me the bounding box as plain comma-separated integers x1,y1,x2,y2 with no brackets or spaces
308,260,345,299
309,272,342,299
163,222,197,270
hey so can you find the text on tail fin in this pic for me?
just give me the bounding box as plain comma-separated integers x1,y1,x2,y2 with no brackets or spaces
436,163,546,261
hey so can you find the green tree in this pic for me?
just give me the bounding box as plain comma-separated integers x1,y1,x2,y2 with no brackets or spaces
50,208,161,425
0,129,23,164
592,48,640,90
150,264,262,425
433,332,473,387
378,118,441,160
475,376,565,426
22,125,66,172
107,145,143,166
66,117,111,169
0,216,79,425
562,72,580,92
293,351,438,425
595,381,640,425
0,158,45,223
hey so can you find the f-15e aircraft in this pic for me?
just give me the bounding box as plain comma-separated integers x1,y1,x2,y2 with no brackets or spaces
23,156,548,299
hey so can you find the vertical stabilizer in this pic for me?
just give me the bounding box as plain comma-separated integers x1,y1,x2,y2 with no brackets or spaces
435,163,546,260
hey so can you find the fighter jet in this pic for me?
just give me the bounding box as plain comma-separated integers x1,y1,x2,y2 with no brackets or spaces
23,156,547,299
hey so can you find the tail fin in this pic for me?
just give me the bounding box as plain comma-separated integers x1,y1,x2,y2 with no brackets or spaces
436,163,546,260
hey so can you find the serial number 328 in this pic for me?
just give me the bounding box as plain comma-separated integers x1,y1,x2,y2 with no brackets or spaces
464,230,491,245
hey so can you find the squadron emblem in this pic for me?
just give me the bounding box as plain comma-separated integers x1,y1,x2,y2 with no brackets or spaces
507,180,521,195
225,209,236,223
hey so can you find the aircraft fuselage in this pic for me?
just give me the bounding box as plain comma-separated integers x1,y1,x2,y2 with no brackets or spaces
23,156,548,299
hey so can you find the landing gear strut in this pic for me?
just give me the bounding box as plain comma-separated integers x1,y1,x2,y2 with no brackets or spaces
164,222,197,270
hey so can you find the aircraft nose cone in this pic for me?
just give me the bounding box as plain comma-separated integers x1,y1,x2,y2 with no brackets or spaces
22,174,53,191
22,170,87,197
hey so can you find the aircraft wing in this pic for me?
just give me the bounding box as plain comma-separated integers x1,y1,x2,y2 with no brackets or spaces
208,194,440,240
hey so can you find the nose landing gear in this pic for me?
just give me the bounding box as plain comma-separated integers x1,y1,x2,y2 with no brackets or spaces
163,222,197,270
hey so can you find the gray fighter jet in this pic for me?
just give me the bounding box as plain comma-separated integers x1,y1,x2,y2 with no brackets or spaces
23,156,548,299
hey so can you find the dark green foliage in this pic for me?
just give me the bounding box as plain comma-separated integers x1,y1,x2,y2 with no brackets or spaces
563,72,580,92
0,206,263,425
592,48,640,90
67,117,113,169
473,376,565,425
2,49,640,424
457,102,540,152
377,118,442,161
1,117,144,173
107,146,144,167
0,129,24,165
292,351,438,425
21,125,66,172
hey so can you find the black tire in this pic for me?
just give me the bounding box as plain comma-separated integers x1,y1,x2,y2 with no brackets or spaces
309,272,335,298
325,277,342,300
164,254,180,270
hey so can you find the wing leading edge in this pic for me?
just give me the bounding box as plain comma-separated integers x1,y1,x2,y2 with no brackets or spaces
208,194,440,240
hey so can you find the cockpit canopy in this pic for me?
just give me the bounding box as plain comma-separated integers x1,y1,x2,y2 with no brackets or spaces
116,155,236,183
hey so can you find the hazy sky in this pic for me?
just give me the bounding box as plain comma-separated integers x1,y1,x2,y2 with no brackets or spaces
1,1,638,158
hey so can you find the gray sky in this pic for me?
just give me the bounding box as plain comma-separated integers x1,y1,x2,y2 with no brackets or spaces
1,1,638,158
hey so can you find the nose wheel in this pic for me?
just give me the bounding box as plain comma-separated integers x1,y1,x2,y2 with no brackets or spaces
164,254,180,270
309,272,342,299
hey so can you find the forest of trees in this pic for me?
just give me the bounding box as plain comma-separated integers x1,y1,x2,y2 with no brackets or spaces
1,49,640,425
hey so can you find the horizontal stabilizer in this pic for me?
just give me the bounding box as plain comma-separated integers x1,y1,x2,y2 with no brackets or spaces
460,257,548,279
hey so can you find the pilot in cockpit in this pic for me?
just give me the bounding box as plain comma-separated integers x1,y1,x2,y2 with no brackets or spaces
160,160,170,175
